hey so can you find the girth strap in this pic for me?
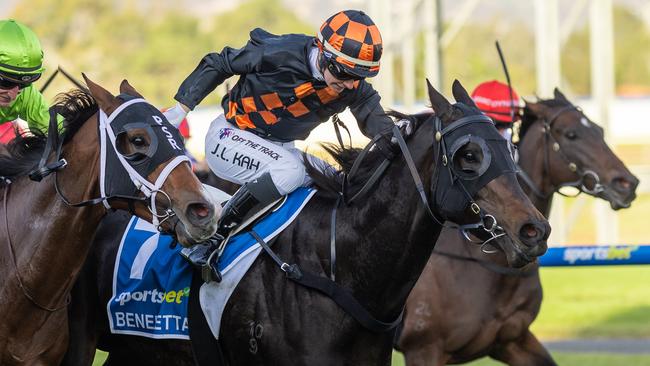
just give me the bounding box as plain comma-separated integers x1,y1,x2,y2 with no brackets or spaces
249,230,403,333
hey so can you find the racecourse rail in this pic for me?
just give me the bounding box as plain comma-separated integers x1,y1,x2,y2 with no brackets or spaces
539,245,650,266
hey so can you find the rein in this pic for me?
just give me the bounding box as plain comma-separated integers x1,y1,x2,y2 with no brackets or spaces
2,182,70,312
432,247,538,277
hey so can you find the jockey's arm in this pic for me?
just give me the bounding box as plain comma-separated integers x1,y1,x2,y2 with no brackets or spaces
174,39,263,111
349,81,395,138
15,85,63,133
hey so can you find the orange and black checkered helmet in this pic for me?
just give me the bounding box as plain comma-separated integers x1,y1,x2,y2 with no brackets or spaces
318,10,382,78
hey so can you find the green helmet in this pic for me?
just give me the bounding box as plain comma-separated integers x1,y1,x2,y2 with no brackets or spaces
0,19,44,84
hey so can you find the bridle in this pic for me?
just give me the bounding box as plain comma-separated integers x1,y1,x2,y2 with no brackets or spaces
339,110,516,255
517,104,606,200
3,97,188,312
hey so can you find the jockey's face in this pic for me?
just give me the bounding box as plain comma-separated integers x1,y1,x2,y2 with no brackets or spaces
323,68,357,93
0,84,20,107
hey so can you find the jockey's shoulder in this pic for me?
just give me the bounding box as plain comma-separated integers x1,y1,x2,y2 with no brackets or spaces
249,28,311,47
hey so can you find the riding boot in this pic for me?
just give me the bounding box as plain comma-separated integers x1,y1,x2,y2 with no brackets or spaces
184,172,283,283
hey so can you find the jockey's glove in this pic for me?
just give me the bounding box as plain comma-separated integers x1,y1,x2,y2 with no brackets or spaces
374,119,414,160
163,102,189,128
390,118,414,143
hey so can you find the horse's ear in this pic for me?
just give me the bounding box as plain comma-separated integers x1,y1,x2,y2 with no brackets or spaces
553,87,570,104
451,79,477,108
524,99,551,118
119,79,144,99
83,73,119,115
426,79,452,116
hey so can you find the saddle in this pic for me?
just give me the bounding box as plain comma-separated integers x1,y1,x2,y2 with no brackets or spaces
181,193,290,282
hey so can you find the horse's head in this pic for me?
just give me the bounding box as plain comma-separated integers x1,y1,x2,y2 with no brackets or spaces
426,79,549,267
522,88,638,210
83,75,219,245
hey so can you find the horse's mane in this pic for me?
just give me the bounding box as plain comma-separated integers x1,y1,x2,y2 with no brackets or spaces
520,98,568,140
304,111,434,196
0,89,98,185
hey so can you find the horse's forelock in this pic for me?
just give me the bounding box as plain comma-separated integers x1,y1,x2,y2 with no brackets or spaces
520,98,570,141
54,89,99,142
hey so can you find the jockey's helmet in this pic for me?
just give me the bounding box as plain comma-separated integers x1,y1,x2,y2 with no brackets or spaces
317,10,382,79
471,80,522,124
0,20,44,86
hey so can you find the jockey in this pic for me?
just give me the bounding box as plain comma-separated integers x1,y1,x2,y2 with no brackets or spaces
0,20,51,134
165,10,408,275
470,80,522,141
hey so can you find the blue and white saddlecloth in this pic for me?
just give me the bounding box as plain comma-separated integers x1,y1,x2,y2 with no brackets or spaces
108,187,317,340
108,218,193,339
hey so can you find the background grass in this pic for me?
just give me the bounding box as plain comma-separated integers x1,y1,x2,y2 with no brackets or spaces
391,352,650,366
92,258,650,365
93,350,650,366
533,265,650,339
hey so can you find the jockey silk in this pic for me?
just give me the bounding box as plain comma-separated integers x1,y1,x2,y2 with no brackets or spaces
174,28,393,142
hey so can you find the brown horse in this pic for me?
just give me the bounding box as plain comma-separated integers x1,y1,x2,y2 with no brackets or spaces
396,88,639,366
0,77,219,365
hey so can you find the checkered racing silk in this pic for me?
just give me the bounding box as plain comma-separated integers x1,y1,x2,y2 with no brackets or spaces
174,28,394,142
318,10,382,78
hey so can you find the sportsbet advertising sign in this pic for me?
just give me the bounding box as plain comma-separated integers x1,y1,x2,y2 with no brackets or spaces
539,245,650,266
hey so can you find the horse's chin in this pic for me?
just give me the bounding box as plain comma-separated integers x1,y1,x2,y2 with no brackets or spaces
504,251,533,268
598,189,636,210
495,236,542,268
174,219,217,247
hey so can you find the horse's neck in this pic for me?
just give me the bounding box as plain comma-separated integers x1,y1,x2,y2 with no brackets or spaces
519,123,554,217
6,135,104,307
332,136,442,319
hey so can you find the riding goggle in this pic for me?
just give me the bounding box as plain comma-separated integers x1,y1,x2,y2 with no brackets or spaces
327,61,364,81
0,71,41,89
0,78,30,90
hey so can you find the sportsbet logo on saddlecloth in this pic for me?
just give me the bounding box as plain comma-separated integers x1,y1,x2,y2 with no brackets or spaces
115,287,190,306
108,217,193,339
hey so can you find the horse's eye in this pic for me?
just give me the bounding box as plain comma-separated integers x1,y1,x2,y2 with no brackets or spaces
464,152,477,163
565,131,577,140
130,136,146,148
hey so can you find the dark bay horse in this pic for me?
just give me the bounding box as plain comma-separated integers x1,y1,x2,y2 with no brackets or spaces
396,88,639,366
64,80,550,366
0,77,218,365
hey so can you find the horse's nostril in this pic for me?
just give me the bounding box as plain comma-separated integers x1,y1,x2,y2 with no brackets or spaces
188,203,211,219
613,177,631,191
520,223,540,240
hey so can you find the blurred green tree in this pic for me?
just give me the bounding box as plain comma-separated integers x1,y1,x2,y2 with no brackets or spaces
11,0,313,106
10,1,650,105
